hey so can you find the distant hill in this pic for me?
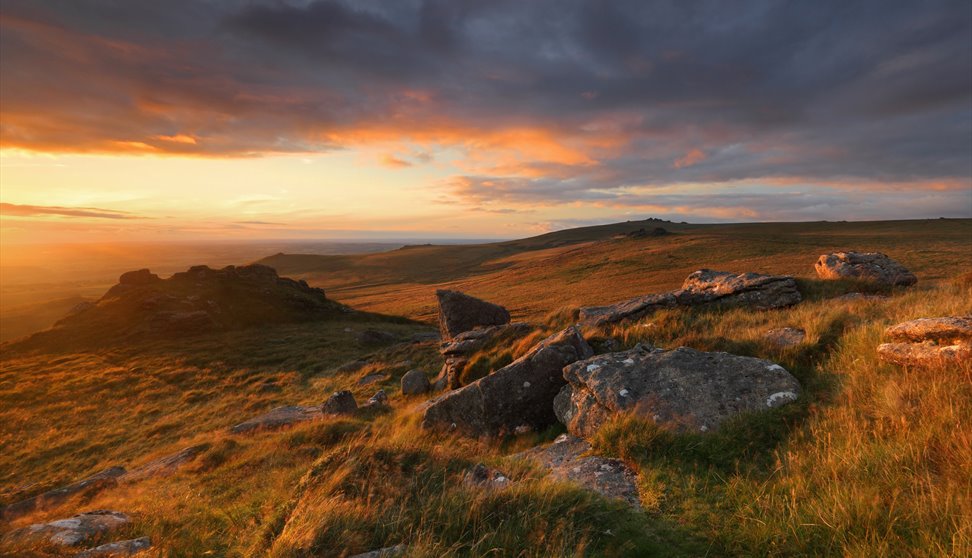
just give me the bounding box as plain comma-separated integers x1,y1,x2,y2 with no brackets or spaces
256,218,972,324
4,264,349,352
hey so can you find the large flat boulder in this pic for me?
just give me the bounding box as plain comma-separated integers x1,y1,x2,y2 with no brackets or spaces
421,327,593,436
556,345,801,437
578,293,677,327
815,252,917,286
5,510,131,547
436,290,510,340
877,316,972,367
515,434,640,508
675,269,801,309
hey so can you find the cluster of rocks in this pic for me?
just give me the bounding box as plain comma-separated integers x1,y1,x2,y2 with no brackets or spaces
877,316,971,367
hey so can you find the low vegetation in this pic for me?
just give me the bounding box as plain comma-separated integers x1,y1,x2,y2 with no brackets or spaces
1,220,970,557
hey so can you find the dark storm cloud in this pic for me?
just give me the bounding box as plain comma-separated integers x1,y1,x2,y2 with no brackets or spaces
1,0,969,212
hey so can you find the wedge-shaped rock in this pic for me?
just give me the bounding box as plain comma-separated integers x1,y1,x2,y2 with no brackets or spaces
230,405,323,434
675,269,801,309
1,467,126,521
556,345,801,437
421,327,593,436
578,292,677,326
5,510,130,547
878,316,972,367
815,252,916,286
515,434,640,508
436,289,510,339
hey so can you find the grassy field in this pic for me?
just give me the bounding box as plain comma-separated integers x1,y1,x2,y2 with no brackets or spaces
1,219,970,557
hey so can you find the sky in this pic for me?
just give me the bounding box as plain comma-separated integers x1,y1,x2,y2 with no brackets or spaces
1,0,971,243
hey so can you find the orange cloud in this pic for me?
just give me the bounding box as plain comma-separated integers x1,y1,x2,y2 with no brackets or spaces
674,148,706,169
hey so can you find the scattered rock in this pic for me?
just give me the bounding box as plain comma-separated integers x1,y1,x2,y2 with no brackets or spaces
119,444,208,483
579,293,677,326
877,316,972,367
516,434,640,508
357,329,398,345
675,269,802,309
1,468,126,521
557,345,801,437
763,327,806,348
348,545,407,558
230,405,323,434
815,252,917,286
436,289,510,339
322,390,358,415
364,390,389,408
401,369,431,395
463,463,510,489
421,326,593,436
74,537,152,557
5,510,131,547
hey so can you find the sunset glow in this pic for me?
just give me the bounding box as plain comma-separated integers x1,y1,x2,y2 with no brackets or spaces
1,1,970,245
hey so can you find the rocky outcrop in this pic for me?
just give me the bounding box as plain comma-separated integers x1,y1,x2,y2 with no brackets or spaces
323,391,358,415
675,269,802,309
5,510,131,547
74,537,152,557
877,316,972,367
421,327,593,436
434,323,533,390
1,467,126,521
118,269,160,286
815,252,917,286
436,290,510,339
515,434,640,508
401,369,431,395
763,327,806,348
556,345,801,437
578,270,800,327
579,293,677,326
230,405,323,434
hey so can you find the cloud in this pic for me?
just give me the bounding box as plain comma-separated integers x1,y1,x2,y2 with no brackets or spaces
0,0,969,219
0,202,140,219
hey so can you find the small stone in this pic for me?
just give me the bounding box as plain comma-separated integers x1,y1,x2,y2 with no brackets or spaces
401,369,431,395
322,391,357,415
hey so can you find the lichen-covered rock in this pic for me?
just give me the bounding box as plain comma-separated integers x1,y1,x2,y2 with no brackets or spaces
877,316,972,367
815,252,917,286
578,292,677,326
420,327,593,436
230,405,323,434
557,345,801,437
436,290,510,339
515,434,640,508
74,536,152,557
5,510,131,547
675,269,802,309
400,369,431,395
322,390,358,415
